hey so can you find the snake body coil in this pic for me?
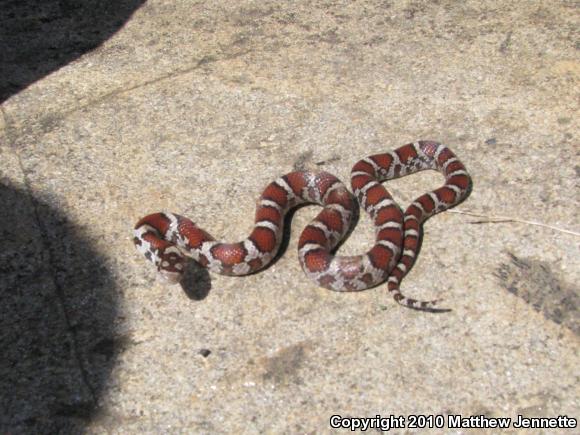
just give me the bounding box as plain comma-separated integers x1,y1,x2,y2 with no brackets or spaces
134,141,471,310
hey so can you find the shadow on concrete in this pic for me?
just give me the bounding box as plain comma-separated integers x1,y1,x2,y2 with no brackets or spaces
495,252,579,336
180,261,212,301
0,0,146,103
0,181,120,433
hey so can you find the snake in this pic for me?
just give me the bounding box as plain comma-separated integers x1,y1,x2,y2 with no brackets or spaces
133,141,472,310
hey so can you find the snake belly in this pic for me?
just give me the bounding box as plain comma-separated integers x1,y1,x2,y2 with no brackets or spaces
134,141,471,310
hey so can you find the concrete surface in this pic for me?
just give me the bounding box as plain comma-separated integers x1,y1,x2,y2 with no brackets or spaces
1,0,578,433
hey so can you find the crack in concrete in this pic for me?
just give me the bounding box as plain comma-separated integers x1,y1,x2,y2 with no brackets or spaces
58,49,252,125
0,49,254,407
6,124,98,404
0,107,6,139
1,49,252,139
0,105,12,147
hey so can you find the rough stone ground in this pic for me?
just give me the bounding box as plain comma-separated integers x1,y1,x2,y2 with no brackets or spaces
1,1,578,433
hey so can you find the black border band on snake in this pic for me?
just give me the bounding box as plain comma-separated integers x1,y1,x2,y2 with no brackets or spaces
134,140,472,311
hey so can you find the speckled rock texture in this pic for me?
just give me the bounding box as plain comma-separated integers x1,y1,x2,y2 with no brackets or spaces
1,1,578,433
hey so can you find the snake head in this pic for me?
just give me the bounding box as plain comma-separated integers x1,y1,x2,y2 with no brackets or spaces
157,246,185,284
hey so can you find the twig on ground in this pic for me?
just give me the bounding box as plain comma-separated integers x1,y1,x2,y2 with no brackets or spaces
447,209,580,237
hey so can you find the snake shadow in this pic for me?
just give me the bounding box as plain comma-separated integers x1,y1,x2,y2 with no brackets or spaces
180,260,212,300
0,0,146,103
0,182,120,433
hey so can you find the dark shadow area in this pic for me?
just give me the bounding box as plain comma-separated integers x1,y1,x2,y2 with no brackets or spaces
495,252,579,336
0,181,120,433
0,0,146,103
180,261,212,301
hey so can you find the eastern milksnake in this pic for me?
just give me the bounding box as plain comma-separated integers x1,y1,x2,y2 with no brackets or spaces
134,141,472,310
